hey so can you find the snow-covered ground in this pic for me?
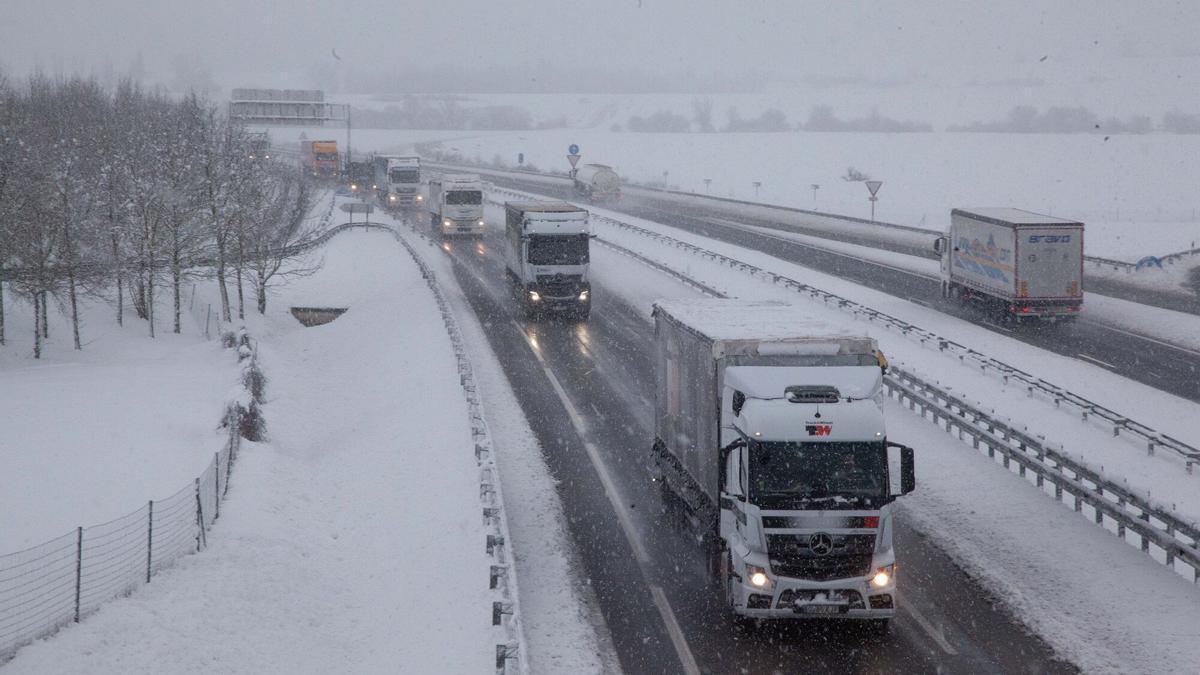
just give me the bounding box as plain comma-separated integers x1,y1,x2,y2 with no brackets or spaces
582,204,1200,675
0,292,238,553
3,217,606,673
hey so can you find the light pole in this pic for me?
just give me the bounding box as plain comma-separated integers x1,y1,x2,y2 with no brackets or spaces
753,181,761,198
811,184,820,205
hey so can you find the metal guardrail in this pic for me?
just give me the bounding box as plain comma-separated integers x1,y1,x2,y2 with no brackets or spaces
490,183,1200,472
0,329,262,664
885,366,1200,582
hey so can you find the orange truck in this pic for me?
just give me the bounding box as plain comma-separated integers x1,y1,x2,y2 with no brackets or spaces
301,140,339,178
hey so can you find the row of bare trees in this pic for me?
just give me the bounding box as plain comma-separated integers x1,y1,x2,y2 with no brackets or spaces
0,73,319,358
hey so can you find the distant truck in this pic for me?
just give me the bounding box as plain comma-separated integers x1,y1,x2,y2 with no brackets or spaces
428,174,485,237
503,201,591,320
347,161,375,195
301,140,339,178
572,163,621,202
247,132,271,162
373,155,423,208
934,208,1083,322
651,299,914,628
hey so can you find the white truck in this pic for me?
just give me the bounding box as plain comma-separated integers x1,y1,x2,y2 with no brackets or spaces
651,300,914,628
934,208,1084,321
428,174,485,237
503,201,591,320
373,155,424,209
572,163,621,203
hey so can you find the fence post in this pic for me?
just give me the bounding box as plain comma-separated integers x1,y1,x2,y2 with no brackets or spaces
194,477,207,551
204,304,212,340
146,500,153,583
214,451,221,520
73,526,82,622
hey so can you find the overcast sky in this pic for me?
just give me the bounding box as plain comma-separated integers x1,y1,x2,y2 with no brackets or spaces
2,1,1198,92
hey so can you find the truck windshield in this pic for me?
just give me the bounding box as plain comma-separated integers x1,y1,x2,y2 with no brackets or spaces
315,153,338,162
446,190,482,205
748,441,887,509
527,234,589,266
390,169,419,183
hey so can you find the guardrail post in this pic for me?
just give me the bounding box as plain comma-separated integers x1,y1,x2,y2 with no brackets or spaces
146,500,153,583
194,477,207,552
214,451,221,520
73,526,82,622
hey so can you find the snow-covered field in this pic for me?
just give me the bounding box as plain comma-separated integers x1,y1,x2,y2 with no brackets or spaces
3,218,606,673
0,293,238,553
265,106,1200,262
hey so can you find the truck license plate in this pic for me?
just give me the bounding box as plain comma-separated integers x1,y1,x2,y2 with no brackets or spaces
798,604,845,615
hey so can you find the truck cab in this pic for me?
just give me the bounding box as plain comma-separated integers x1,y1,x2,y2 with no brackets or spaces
718,365,913,622
429,174,485,237
374,155,424,209
503,201,591,320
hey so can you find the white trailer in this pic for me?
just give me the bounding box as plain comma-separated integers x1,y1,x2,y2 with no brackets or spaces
935,208,1083,321
428,174,484,237
651,299,914,627
572,164,621,202
503,201,591,320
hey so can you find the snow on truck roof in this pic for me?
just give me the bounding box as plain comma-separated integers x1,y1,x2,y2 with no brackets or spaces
505,200,586,213
653,300,873,347
953,208,1083,227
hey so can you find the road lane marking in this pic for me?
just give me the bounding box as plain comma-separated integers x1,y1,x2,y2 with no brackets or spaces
898,592,958,655
650,585,702,675
1080,319,1200,358
512,319,703,674
1077,353,1116,369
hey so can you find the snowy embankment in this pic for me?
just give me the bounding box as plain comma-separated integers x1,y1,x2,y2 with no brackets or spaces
0,293,238,554
2,225,551,673
579,204,1200,675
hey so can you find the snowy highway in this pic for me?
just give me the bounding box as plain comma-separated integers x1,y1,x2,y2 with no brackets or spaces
400,212,1073,673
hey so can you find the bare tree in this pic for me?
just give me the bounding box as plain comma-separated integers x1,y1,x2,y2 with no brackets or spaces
243,165,318,314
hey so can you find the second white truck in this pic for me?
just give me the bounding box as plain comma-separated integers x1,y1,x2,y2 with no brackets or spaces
935,208,1084,321
503,201,591,320
374,155,424,209
651,299,914,629
428,174,485,237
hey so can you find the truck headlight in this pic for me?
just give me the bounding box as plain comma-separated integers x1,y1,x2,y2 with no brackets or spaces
478,220,485,226
416,195,424,201
528,290,541,302
747,565,771,588
578,290,589,301
871,564,894,588
350,183,358,191
389,194,397,202
444,219,452,227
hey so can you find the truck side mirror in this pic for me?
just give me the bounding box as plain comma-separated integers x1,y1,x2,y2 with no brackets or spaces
900,446,915,495
887,442,916,497
933,237,945,255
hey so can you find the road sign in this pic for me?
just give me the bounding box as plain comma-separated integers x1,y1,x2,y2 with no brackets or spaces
567,154,581,168
568,144,580,155
341,202,374,213
865,180,883,196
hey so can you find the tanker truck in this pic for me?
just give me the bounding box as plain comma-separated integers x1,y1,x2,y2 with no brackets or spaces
651,299,914,629
572,163,621,203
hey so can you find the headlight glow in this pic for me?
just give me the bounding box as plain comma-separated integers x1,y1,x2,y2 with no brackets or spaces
747,565,770,588
871,565,894,588
528,290,541,302
389,194,397,201
478,220,485,226
444,220,452,227
578,290,589,301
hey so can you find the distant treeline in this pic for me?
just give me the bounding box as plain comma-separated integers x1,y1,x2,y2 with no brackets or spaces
351,96,539,130
950,106,1200,134
621,101,932,133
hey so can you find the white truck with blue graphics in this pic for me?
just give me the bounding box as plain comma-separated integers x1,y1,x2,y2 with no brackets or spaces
651,300,914,629
935,208,1084,322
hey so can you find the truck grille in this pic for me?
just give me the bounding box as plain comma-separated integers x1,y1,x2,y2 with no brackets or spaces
767,533,875,581
535,274,584,299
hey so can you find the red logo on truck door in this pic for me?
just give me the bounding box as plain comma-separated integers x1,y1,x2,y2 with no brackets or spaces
806,422,833,436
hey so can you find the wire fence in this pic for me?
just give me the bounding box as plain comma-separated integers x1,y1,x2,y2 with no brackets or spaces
0,329,261,664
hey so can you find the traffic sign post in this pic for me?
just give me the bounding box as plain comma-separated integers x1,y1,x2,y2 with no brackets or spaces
567,153,581,177
865,180,883,221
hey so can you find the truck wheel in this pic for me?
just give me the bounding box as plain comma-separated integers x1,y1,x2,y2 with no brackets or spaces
866,618,891,636
703,532,724,584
